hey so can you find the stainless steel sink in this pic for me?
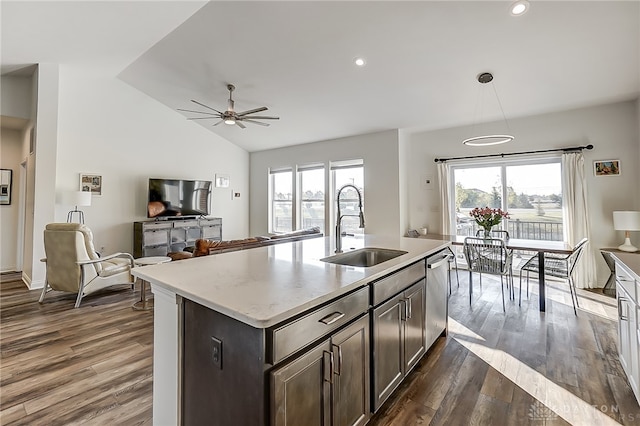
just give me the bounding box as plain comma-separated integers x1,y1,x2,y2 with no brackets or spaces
320,248,408,267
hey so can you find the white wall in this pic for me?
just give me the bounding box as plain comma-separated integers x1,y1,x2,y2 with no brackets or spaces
0,128,23,272
249,130,401,237
1,74,32,119
1,64,249,289
404,100,640,285
53,65,249,258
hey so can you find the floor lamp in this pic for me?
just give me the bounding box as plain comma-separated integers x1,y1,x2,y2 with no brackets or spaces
613,211,640,252
65,191,92,224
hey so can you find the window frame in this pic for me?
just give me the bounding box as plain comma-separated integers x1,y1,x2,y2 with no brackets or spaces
268,160,364,235
448,155,563,240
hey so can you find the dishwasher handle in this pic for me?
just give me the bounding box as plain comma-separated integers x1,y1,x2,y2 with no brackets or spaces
427,254,451,270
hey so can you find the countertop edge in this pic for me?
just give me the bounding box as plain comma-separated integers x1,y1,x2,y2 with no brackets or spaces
134,237,450,328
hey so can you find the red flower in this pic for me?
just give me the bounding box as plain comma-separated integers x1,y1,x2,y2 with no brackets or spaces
469,207,510,230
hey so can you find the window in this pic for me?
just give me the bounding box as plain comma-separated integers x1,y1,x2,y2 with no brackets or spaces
268,160,364,235
333,161,364,236
452,158,563,240
270,169,293,233
299,166,325,233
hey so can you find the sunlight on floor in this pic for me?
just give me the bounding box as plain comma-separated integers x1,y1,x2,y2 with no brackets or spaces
450,318,619,425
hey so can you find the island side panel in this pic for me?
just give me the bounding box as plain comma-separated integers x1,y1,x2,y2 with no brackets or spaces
183,299,267,425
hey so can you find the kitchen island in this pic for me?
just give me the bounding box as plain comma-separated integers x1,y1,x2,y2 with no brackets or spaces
132,235,450,425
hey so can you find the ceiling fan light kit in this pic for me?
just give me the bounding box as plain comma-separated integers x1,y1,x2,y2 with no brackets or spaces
178,83,279,129
462,72,515,147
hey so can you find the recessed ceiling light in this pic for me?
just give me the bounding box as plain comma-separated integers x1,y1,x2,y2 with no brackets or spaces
510,0,529,16
354,57,366,67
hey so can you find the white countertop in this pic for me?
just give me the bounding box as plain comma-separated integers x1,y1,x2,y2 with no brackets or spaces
132,235,449,328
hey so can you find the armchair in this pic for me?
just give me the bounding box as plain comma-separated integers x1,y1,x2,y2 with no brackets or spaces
39,223,135,308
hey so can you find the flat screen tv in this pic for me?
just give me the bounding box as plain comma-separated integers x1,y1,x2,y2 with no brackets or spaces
147,178,212,218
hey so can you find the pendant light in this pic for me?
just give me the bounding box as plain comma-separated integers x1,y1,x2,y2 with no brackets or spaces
462,72,514,146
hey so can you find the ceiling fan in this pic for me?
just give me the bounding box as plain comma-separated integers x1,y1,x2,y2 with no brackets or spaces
178,84,279,129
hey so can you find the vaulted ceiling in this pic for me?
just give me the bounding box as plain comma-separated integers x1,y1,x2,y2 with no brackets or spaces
3,1,639,152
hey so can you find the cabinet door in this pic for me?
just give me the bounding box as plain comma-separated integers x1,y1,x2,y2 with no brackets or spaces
403,280,426,373
372,296,404,412
331,315,370,426
629,303,638,396
271,340,332,426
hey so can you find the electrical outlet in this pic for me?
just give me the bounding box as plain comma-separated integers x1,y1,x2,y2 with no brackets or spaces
211,337,222,369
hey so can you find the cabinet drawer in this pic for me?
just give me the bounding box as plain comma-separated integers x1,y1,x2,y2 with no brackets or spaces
200,218,222,226
202,225,221,240
269,287,369,364
142,222,171,231
143,245,168,257
616,262,637,302
173,219,199,229
372,260,425,306
143,229,169,246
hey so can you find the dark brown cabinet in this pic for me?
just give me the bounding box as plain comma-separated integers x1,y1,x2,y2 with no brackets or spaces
270,315,370,426
371,279,425,411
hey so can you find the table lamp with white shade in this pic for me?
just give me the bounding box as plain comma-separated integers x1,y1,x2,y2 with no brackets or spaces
613,211,640,252
64,190,92,224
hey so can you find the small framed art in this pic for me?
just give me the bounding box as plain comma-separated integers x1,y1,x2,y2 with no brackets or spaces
80,173,103,195
215,174,230,188
593,160,620,177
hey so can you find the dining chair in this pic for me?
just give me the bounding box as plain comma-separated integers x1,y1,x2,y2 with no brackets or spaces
463,236,514,311
518,238,589,315
473,229,514,295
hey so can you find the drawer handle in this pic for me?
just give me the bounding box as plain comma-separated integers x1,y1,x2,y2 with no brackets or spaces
427,256,450,269
319,312,345,325
616,276,633,282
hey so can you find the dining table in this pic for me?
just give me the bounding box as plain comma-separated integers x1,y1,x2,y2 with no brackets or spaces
420,234,575,312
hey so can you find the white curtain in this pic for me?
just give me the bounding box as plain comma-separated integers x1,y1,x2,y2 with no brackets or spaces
437,162,452,235
561,152,597,288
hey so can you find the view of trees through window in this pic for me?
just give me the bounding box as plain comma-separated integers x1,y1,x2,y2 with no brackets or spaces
271,171,292,233
454,162,563,240
270,163,364,235
300,168,325,232
334,166,364,235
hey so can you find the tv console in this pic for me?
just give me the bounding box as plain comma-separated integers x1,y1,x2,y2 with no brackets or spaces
133,217,222,258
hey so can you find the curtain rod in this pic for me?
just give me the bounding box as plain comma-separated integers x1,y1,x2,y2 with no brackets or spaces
434,144,594,163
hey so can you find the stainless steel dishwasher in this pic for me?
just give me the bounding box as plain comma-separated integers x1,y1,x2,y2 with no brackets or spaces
426,250,450,348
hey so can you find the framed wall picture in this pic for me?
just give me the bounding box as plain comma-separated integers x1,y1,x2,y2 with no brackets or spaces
215,174,230,188
0,169,12,205
80,173,103,196
593,160,621,176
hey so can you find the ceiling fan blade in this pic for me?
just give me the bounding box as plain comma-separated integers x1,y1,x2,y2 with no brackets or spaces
236,121,246,129
212,120,223,126
178,108,220,116
242,119,270,127
187,117,223,121
236,106,267,116
242,116,279,120
191,100,224,115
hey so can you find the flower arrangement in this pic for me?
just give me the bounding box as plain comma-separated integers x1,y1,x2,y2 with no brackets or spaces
469,207,510,232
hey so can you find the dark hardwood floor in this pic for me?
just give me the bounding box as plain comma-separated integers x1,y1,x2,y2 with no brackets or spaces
1,269,639,425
